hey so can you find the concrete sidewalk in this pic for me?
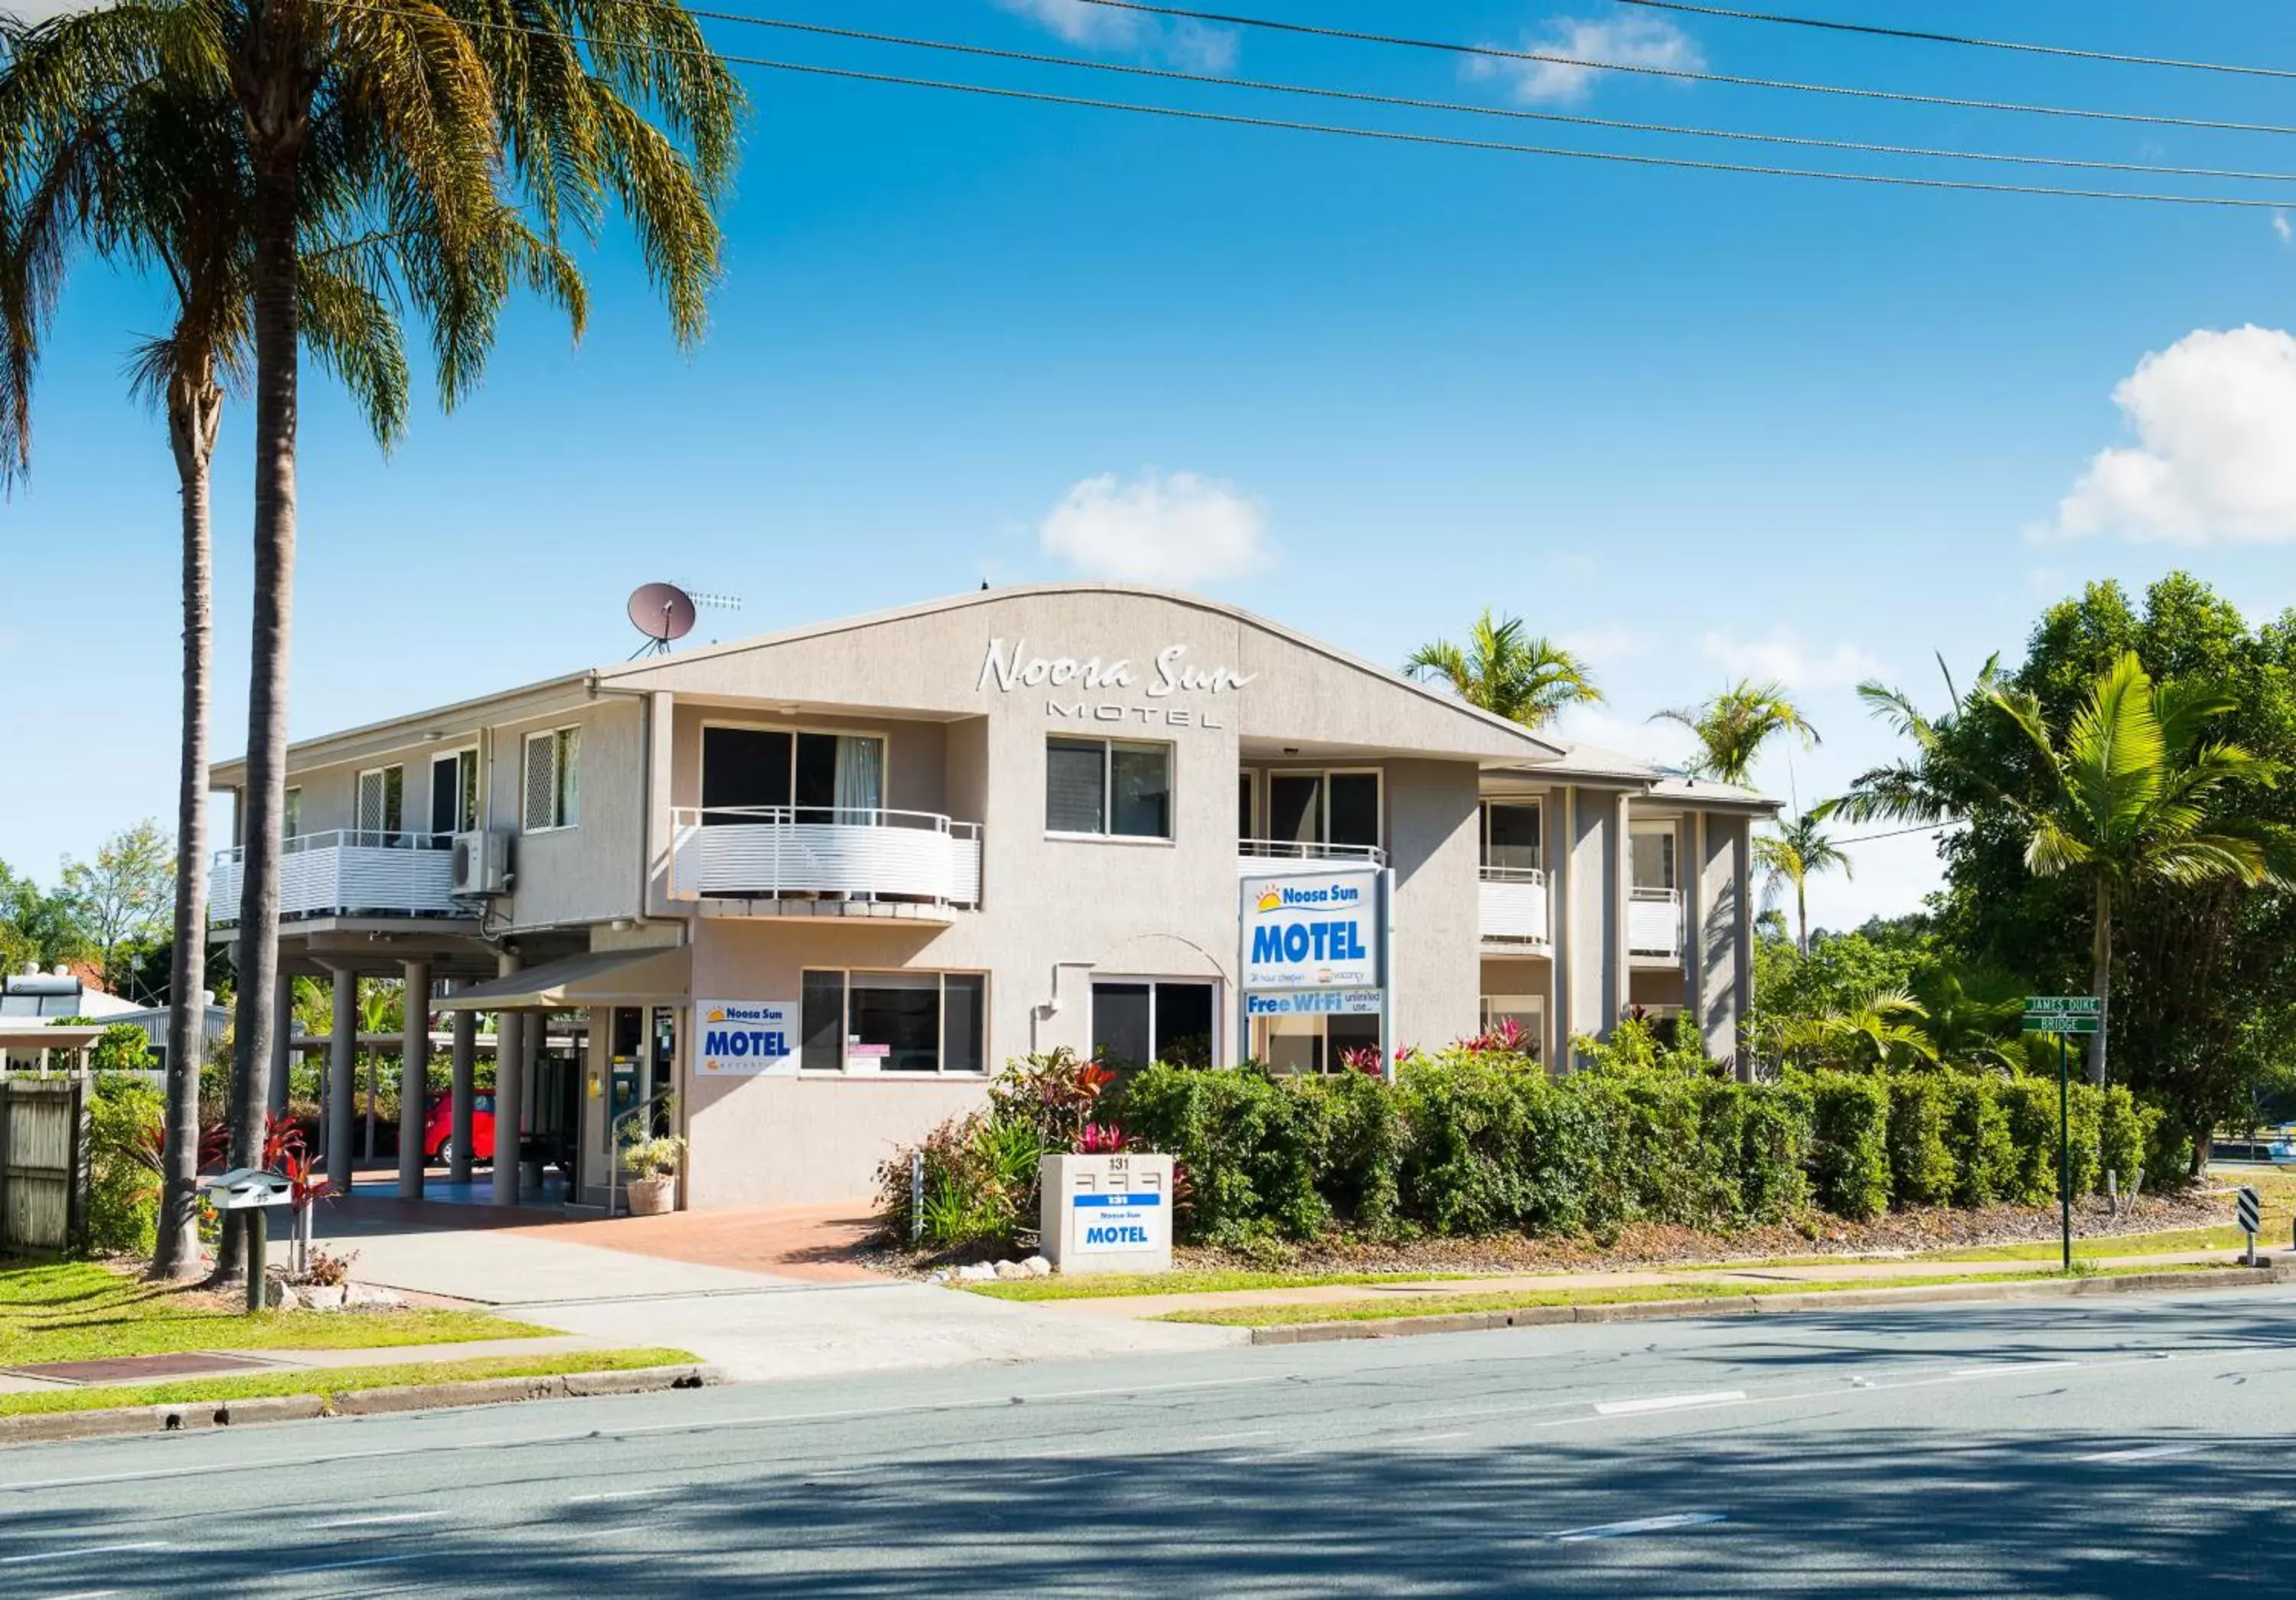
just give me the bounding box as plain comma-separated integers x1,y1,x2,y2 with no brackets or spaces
305,1198,1240,1383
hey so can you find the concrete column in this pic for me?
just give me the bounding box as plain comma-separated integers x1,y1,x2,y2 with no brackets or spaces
491,951,523,1208
397,960,431,1199
449,984,477,1187
269,974,293,1118
325,968,357,1198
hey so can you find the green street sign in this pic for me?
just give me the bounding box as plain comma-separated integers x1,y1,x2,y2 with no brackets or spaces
2023,995,2104,1035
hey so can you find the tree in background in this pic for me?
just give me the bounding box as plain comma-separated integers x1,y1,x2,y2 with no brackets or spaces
1753,811,1851,958
1651,681,1817,786
1982,651,2285,1087
0,857,86,973
55,821,174,998
1404,609,1603,729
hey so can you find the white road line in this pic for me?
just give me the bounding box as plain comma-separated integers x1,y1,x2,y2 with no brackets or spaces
0,1543,169,1567
1593,1390,1746,1416
566,1487,672,1504
312,1512,439,1528
1552,1512,1727,1542
2078,1444,2206,1464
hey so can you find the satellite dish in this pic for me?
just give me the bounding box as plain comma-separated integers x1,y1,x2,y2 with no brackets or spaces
627,583,697,658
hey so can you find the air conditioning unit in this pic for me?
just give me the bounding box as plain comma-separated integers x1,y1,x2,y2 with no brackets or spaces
450,830,512,897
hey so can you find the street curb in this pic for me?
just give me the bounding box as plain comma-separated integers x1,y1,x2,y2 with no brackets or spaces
0,1364,722,1448
1242,1263,2296,1346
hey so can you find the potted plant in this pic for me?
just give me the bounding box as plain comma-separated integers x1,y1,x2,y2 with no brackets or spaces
621,1134,687,1216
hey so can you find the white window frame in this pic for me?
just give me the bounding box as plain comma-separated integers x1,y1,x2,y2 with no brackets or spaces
355,763,405,840
1479,797,1544,873
797,968,990,1076
1089,975,1224,1069
1045,736,1175,842
523,726,582,834
1261,766,1384,849
1629,818,1678,892
429,746,481,839
696,718,892,818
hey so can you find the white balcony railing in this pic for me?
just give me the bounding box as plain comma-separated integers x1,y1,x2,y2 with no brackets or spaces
1629,886,1684,958
670,807,983,909
1478,867,1550,945
209,831,463,926
1238,839,1388,871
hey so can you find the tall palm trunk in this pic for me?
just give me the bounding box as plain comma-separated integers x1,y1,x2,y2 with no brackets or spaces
1795,877,1809,959
2089,879,2111,1088
152,371,221,1282
219,132,305,1279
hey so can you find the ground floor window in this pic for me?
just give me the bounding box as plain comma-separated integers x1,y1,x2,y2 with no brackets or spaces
1479,992,1545,1059
1091,980,1215,1069
1260,1012,1381,1076
801,970,987,1074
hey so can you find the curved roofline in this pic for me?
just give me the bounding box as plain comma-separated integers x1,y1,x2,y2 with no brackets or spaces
597,580,1572,762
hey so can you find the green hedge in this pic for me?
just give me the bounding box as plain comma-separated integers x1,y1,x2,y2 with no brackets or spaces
85,1082,162,1257
1116,1053,2161,1246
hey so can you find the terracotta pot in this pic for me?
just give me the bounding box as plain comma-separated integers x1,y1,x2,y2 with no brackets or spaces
626,1175,676,1217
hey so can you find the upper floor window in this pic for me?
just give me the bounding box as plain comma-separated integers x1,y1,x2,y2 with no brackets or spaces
282,787,302,840
1480,800,1542,874
1631,822,1677,891
1047,736,1170,839
701,726,884,823
1264,769,1381,850
356,765,403,839
523,727,581,831
430,749,479,841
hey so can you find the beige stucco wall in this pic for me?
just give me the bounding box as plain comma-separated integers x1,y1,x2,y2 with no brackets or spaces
1384,759,1482,1051
1698,810,1753,1064
492,697,646,932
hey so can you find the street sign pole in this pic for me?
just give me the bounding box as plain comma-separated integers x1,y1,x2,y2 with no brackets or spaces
2059,1033,2071,1275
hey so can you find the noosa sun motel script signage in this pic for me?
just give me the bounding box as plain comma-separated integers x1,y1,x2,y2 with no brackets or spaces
977,638,1254,731
1241,872,1381,991
696,999,797,1075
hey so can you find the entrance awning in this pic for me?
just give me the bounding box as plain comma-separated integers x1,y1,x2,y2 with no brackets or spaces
435,945,690,1011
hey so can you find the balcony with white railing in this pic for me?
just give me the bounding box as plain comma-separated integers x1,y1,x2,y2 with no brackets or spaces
209,831,465,926
670,807,983,915
1478,867,1550,947
1629,886,1684,959
1238,840,1388,873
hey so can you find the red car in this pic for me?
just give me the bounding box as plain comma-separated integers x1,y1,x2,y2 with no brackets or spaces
422,1092,496,1164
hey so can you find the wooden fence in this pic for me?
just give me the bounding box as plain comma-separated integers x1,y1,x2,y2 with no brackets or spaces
0,1076,88,1254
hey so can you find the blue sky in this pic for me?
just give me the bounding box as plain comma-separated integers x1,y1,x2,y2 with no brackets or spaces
5,0,2295,933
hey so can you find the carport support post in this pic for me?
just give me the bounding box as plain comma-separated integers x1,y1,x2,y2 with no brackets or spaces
325,968,357,1199
397,960,430,1199
448,984,476,1186
491,952,523,1207
269,973,293,1118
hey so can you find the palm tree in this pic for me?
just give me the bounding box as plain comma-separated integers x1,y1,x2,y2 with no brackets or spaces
1753,811,1851,958
1982,652,2285,1086
0,17,418,1278
1769,989,1937,1073
1404,609,1602,729
1823,652,2002,831
1650,680,1817,787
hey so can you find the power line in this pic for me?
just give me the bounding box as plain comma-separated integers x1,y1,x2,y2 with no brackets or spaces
650,9,2296,187
318,3,2296,210
1062,0,2296,139
1612,1,2296,83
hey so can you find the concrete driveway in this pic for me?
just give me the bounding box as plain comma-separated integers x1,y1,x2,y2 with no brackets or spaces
308,1193,1238,1383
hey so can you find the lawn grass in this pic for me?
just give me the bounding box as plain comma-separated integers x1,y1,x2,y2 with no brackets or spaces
0,1347,698,1419
1,1259,550,1366
960,1268,1476,1302
1154,1262,2232,1328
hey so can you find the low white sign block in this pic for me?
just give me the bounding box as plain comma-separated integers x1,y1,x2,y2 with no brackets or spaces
1039,1153,1174,1276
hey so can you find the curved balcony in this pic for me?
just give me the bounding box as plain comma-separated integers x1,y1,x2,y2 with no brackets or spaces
1478,867,1550,947
669,807,983,915
209,831,464,926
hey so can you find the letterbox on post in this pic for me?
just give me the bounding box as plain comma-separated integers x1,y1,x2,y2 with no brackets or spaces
1039,1152,1173,1276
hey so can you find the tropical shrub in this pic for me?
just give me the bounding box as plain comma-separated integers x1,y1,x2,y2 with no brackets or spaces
86,1081,163,1256
878,1051,1115,1251
1808,1072,1891,1221
1885,1075,1957,1208
1940,1076,2017,1207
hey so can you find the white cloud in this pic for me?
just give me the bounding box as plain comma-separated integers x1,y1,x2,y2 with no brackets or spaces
996,0,1238,71
1,1,107,17
1557,623,1645,663
2050,325,2296,544
2275,211,2292,247
1701,632,1883,692
1468,14,1703,106
1038,470,1270,585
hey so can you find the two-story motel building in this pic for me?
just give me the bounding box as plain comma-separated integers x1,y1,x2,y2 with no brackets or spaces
210,585,1775,1213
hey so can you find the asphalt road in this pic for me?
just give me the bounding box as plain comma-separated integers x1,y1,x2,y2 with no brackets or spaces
4,1283,2294,1597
